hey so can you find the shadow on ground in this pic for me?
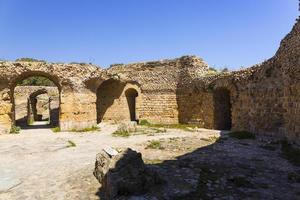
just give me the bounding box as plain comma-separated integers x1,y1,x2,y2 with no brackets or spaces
95,132,300,200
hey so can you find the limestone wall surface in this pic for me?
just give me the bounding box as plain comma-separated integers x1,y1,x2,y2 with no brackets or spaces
203,18,300,143
107,56,214,124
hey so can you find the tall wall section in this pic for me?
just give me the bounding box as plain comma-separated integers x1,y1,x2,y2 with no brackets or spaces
207,18,300,144
107,56,214,124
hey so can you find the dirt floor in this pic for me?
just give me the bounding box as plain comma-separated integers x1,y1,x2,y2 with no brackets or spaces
0,123,299,200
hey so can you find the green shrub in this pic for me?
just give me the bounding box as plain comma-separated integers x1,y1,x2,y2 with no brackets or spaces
139,119,151,126
209,67,218,72
229,131,255,139
16,58,46,62
10,125,21,134
281,141,300,166
51,127,61,133
18,76,55,86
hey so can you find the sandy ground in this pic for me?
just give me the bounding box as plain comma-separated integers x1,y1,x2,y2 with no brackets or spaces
1,124,299,200
0,123,219,200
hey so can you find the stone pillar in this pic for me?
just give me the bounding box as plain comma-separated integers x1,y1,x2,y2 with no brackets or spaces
0,87,13,134
59,88,97,131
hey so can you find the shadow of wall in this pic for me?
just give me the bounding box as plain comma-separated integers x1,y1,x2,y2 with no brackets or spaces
96,79,126,123
94,131,297,200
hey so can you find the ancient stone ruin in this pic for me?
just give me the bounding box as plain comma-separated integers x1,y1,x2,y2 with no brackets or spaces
94,148,160,199
0,18,299,144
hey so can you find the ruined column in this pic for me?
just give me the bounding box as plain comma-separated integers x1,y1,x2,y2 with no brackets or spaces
0,86,13,134
59,87,97,131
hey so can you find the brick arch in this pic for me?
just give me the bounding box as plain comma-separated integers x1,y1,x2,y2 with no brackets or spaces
212,78,238,100
124,85,141,122
96,79,142,123
11,74,61,127
27,90,50,124
10,71,62,93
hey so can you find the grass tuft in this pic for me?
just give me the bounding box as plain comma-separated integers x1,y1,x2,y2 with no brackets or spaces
139,120,197,131
139,119,151,126
229,131,255,139
10,125,21,134
146,140,165,150
112,130,130,137
51,126,61,133
71,126,100,133
144,159,163,164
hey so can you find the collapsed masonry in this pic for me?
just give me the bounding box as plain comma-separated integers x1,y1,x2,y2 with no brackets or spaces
0,18,299,144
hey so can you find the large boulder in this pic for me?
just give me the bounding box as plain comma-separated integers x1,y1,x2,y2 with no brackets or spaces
94,148,160,200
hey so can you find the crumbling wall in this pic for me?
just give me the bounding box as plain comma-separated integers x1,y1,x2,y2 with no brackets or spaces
108,56,212,124
210,18,300,143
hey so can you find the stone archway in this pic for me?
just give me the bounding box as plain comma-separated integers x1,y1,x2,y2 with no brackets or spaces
213,88,232,130
96,79,141,123
13,76,60,128
28,90,50,123
0,61,106,133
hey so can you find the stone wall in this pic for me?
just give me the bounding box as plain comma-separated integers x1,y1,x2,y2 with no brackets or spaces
107,56,214,124
103,18,300,144
188,18,300,144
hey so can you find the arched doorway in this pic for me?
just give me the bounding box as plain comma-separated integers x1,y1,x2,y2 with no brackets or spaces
96,79,126,123
125,88,138,122
13,75,60,129
213,88,232,130
28,90,50,124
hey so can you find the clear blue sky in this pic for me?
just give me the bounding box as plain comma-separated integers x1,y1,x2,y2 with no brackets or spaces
0,0,298,70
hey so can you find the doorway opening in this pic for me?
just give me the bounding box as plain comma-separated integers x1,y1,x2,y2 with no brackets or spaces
213,88,232,130
13,76,60,129
125,88,138,122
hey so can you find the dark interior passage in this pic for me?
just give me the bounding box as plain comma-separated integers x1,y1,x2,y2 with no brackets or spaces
213,88,232,130
125,88,138,121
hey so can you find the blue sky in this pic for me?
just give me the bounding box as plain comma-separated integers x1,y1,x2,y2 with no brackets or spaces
0,0,298,70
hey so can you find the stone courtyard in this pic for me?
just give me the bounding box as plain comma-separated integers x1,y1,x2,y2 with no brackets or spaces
0,124,299,200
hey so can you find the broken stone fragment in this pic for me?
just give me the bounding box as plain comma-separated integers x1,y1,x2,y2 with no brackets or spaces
94,148,161,200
